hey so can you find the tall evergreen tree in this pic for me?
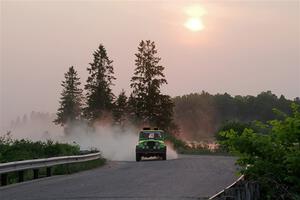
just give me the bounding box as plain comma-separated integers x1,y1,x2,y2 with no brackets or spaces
54,66,83,126
113,89,128,126
84,44,116,122
129,40,174,130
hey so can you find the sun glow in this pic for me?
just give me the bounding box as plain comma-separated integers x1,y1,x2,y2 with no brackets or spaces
184,18,204,32
184,5,206,32
184,5,207,17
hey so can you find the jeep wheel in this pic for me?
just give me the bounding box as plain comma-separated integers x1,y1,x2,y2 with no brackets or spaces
162,153,167,160
136,153,141,162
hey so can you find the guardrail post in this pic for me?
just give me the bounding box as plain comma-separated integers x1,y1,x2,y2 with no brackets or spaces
33,169,39,179
18,171,24,182
1,173,8,186
46,167,52,177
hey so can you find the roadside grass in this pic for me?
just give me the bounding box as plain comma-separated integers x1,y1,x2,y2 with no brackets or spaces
3,158,106,186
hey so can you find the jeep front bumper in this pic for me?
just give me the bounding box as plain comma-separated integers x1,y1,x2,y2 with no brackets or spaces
136,147,166,156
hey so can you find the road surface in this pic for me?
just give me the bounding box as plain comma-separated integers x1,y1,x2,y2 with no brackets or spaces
0,155,238,200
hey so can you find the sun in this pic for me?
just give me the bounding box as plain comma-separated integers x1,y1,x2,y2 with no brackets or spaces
184,18,204,32
183,5,206,32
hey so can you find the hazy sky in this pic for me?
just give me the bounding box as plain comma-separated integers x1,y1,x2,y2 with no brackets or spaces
1,0,299,129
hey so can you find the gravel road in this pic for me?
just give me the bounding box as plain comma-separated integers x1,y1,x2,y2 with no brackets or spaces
0,155,238,200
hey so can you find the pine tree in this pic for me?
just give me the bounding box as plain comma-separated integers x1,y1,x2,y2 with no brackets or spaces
84,44,116,122
54,66,83,126
113,89,128,125
129,40,174,130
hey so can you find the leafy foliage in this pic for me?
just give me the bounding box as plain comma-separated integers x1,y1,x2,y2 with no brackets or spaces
129,40,174,130
217,121,252,139
216,121,254,151
219,103,300,199
0,132,80,163
84,44,115,122
54,66,83,126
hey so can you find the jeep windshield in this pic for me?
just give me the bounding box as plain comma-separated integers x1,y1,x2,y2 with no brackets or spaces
139,132,163,140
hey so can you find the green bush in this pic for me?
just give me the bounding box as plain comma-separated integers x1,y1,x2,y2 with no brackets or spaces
216,121,252,141
219,103,300,199
0,134,80,163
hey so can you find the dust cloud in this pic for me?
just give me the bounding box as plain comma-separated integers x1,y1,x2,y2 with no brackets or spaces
3,114,178,161
166,144,178,160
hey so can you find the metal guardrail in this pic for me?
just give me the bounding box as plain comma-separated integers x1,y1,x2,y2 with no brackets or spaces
209,175,260,200
0,152,101,186
209,175,245,199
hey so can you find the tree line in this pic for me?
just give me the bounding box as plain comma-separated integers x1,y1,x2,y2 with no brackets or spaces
173,91,300,141
54,40,174,133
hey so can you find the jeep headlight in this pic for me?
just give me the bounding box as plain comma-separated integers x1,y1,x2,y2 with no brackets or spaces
155,142,160,149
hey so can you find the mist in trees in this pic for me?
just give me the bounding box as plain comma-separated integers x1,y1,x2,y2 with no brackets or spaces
53,42,299,141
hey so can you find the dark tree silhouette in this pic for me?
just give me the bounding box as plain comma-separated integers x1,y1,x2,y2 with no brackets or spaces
129,40,174,130
54,66,83,126
84,44,116,122
113,89,128,126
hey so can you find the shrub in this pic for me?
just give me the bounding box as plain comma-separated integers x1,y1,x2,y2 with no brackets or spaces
219,103,300,199
0,134,80,163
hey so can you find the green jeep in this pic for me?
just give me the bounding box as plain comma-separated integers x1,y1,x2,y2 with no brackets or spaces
135,128,167,161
